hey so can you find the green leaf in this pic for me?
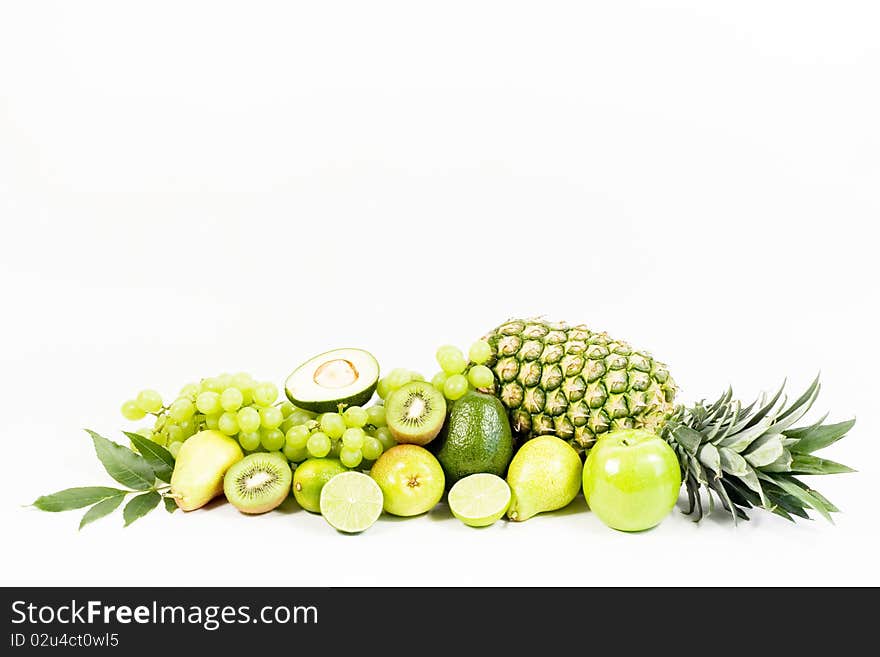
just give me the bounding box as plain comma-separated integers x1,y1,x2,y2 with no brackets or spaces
787,419,856,454
719,447,751,477
124,432,175,483
762,449,793,472
163,496,178,513
758,473,832,522
123,491,161,526
789,454,856,475
87,429,156,491
79,495,125,530
32,486,128,512
718,415,775,452
698,443,721,474
671,425,702,456
744,434,784,468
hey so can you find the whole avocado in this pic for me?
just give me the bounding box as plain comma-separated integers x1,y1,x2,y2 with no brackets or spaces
433,391,514,485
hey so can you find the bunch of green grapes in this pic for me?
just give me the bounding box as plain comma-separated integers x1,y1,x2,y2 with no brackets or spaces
121,373,292,459
429,340,495,401
283,404,396,469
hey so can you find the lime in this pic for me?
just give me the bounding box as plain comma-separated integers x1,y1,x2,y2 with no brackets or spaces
448,473,511,527
293,458,347,513
319,471,384,533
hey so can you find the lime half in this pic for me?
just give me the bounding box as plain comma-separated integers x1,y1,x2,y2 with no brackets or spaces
448,473,511,527
319,471,384,533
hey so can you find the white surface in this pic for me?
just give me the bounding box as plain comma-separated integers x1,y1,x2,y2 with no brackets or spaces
1,1,879,587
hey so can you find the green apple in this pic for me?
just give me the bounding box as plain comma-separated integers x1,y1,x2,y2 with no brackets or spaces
369,445,445,516
583,429,681,532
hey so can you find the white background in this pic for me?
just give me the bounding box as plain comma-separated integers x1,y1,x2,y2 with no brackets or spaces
2,1,878,586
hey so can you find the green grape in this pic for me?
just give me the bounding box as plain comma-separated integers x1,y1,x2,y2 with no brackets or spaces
469,340,493,365
166,424,185,444
375,426,396,450
330,439,343,459
270,449,288,463
431,371,448,390
168,441,184,458
253,382,278,407
169,398,195,422
218,412,239,436
261,428,285,451
362,436,383,460
444,374,469,400
376,377,391,400
366,405,386,427
468,364,494,389
340,446,363,469
285,424,311,449
280,401,296,417
320,413,346,439
238,430,261,451
280,418,295,434
260,406,284,430
177,417,197,437
343,406,368,428
135,389,163,414
121,400,146,421
203,378,224,393
307,432,332,458
410,371,425,381
232,372,255,392
136,426,153,439
289,409,315,426
196,391,221,415
386,368,412,390
436,345,467,375
237,406,261,433
284,444,309,462
179,383,201,399
216,373,234,391
220,387,244,412
342,427,365,450
204,414,221,430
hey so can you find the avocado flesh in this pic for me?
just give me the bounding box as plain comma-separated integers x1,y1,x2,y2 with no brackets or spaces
433,391,514,485
285,348,379,413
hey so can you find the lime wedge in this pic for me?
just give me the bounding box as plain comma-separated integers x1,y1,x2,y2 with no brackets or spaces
319,471,383,533
448,473,511,527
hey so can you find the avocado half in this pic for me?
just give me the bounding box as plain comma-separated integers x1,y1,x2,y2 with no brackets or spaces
284,348,379,413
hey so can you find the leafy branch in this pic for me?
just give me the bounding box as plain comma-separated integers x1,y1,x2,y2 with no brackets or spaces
31,430,178,529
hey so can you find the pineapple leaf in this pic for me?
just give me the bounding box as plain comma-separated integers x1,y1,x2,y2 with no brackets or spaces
757,473,832,523
787,419,856,454
698,443,721,475
805,487,840,513
670,425,702,456
769,382,821,433
776,374,821,423
706,402,733,442
789,454,855,475
761,449,793,472
743,433,785,467
740,382,786,430
718,415,776,452
719,447,751,477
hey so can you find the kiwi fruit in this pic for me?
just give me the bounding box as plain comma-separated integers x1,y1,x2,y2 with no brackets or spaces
385,381,447,446
223,452,292,514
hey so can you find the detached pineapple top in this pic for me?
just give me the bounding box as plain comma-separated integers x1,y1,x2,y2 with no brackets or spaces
482,319,678,451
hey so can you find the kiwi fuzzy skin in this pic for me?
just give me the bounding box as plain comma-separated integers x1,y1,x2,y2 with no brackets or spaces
223,453,292,514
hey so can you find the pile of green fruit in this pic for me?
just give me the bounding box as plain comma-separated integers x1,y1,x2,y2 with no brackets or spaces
32,318,856,533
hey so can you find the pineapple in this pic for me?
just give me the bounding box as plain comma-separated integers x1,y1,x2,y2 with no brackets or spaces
481,319,678,451
479,318,855,522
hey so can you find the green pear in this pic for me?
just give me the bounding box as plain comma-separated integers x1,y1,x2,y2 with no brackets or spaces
170,430,244,511
506,436,582,521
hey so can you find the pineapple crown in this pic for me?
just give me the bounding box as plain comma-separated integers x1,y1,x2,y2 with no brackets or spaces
662,375,855,523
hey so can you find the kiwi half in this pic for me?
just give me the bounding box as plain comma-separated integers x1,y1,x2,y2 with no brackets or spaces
223,453,292,514
385,381,447,446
